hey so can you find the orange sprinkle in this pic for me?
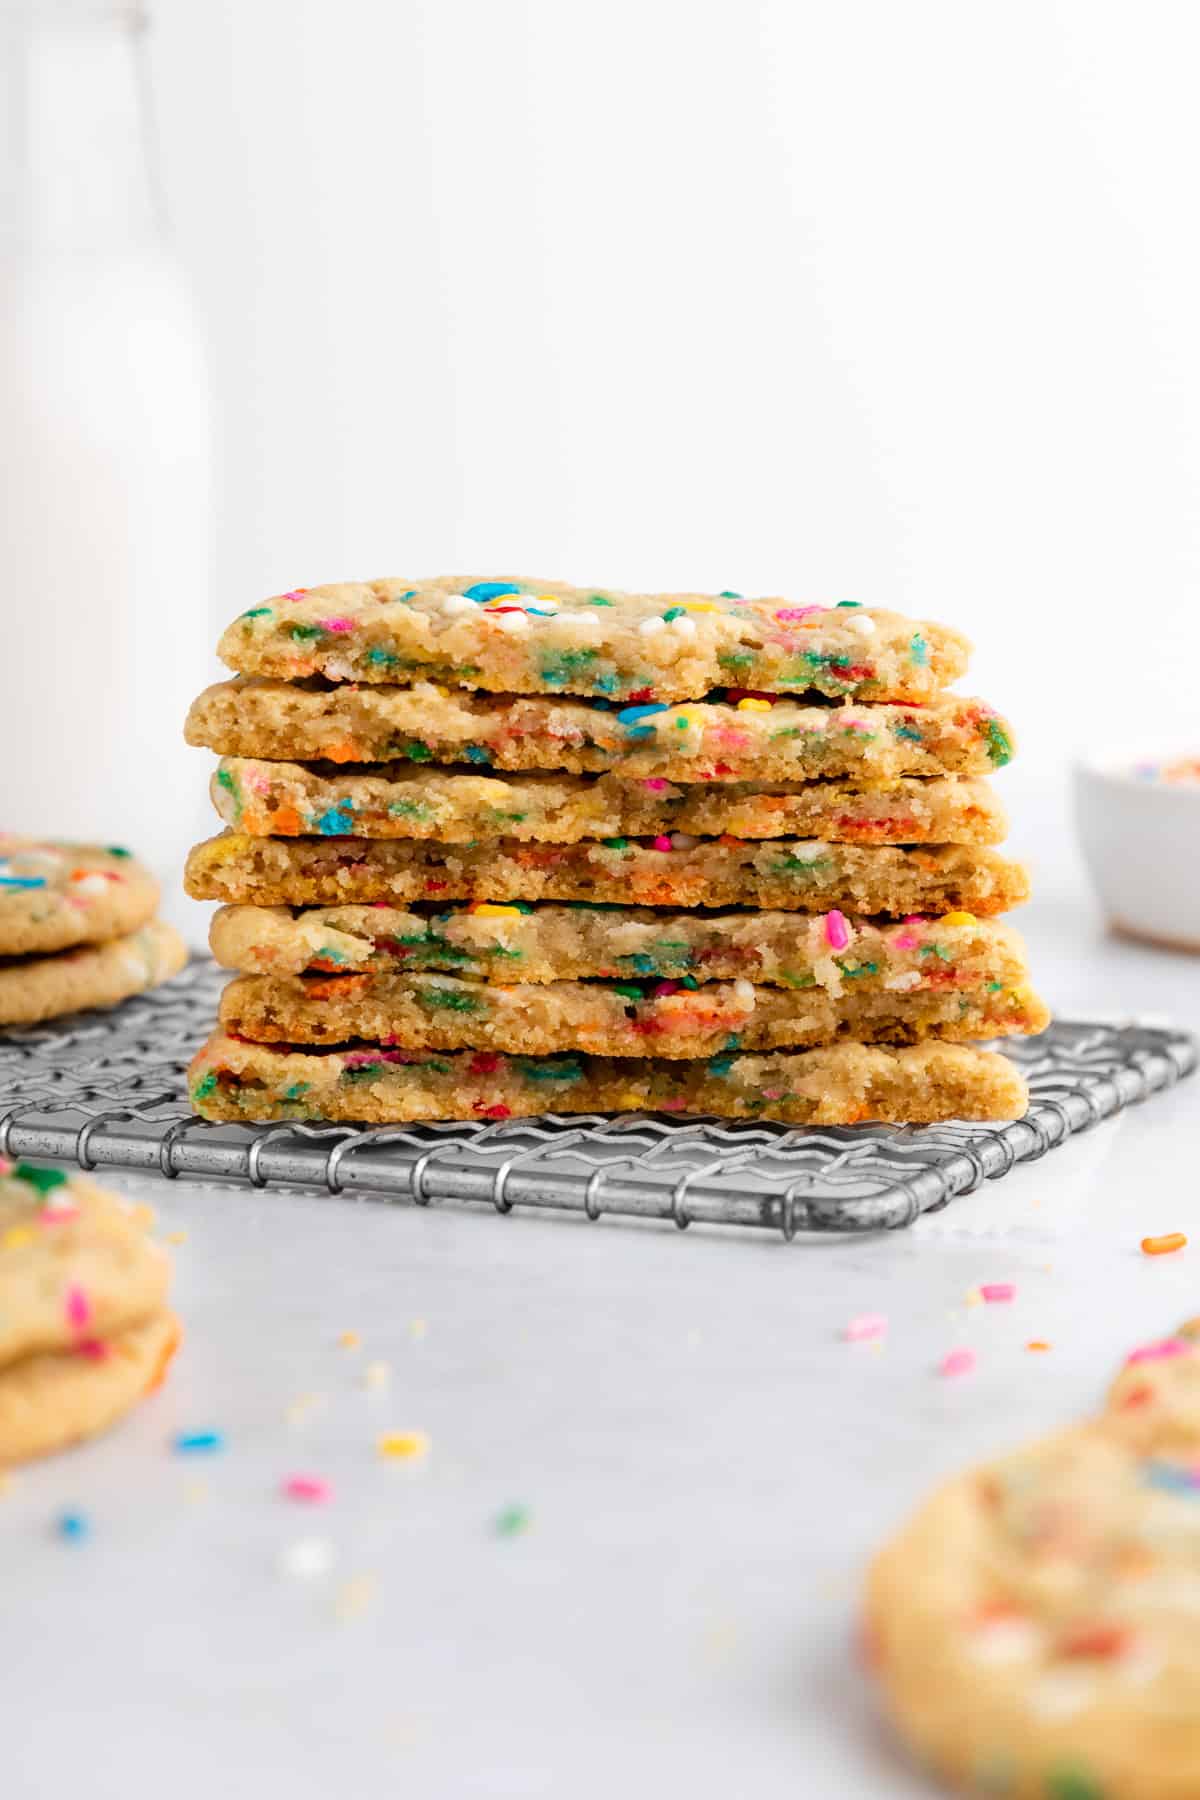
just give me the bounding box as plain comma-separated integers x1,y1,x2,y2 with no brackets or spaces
1142,1232,1187,1256
1026,1340,1052,1352
1059,1623,1131,1660
270,806,303,835
323,740,363,764
304,974,368,1000
337,1330,361,1350
1121,1384,1152,1410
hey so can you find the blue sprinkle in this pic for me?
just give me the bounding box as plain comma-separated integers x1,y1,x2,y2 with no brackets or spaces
0,876,47,889
316,804,355,835
463,582,522,604
617,704,669,727
707,1054,735,1077
173,1430,225,1455
464,745,493,764
1143,1460,1200,1495
56,1510,90,1542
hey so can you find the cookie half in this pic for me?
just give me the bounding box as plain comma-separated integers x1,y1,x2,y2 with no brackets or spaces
0,1310,181,1466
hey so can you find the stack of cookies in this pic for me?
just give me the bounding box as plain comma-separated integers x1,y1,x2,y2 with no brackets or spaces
183,577,1045,1127
0,838,186,1026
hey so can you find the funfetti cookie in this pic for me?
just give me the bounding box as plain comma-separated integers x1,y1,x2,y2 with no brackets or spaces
0,1163,179,1466
866,1321,1200,1799
208,760,1008,848
0,919,187,1027
0,839,159,956
215,578,970,704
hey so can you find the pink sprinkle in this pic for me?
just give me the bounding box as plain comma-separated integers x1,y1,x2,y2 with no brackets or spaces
652,981,681,998
980,1283,1016,1303
641,779,669,791
892,931,920,951
65,1284,90,1330
939,1348,976,1378
318,616,354,633
281,588,307,601
845,1313,887,1342
0,1157,11,1175
824,909,850,951
660,1098,688,1111
652,835,673,852
774,605,827,623
39,1201,80,1226
75,1338,109,1362
1127,1337,1192,1366
282,1474,333,1504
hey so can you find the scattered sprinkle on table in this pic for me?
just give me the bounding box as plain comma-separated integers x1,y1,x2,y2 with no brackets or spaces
844,1313,887,1342
363,1360,391,1389
56,1510,89,1542
285,1391,325,1426
337,1329,361,1349
280,1536,337,1580
173,1429,225,1454
493,1503,532,1537
377,1430,429,1461
408,1319,427,1341
979,1283,1016,1303
1026,1340,1052,1352
1142,1232,1187,1256
282,1474,333,1504
166,1231,188,1245
335,1573,375,1620
939,1348,976,1378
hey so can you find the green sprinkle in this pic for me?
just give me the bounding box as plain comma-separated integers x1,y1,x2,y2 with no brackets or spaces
387,799,434,821
602,837,629,850
366,646,399,668
520,1058,584,1083
661,606,686,622
105,846,132,858
403,741,433,762
589,595,614,606
839,960,878,978
718,590,742,598
1046,1767,1105,1800
215,768,235,792
492,1503,532,1537
283,1082,311,1100
676,716,689,730
192,1072,218,1103
834,600,862,608
707,1054,735,1076
419,987,480,1012
987,980,1003,993
909,631,928,667
241,605,272,620
290,623,324,642
613,983,645,999
893,722,923,744
984,718,1013,767
14,1163,70,1192
718,650,754,671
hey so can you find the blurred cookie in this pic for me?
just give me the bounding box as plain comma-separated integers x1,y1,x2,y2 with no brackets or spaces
0,838,158,955
0,918,186,1026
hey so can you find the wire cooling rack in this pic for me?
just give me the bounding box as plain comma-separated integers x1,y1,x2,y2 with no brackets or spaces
0,959,1193,1237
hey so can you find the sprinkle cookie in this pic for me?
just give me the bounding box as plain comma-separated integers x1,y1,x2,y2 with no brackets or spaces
0,919,187,1027
216,578,970,705
866,1319,1200,1798
0,838,159,956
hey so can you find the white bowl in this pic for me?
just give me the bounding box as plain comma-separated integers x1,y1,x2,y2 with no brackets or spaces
1074,747,1200,952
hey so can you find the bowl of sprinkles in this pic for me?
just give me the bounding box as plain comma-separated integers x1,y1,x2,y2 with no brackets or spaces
1075,747,1200,951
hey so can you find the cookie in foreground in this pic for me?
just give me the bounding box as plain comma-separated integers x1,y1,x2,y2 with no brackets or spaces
217,579,970,704
0,838,158,956
189,1033,1029,1125
0,1164,179,1465
0,919,187,1026
185,832,1032,918
209,902,1032,990
188,679,1013,782
210,759,1008,847
866,1319,1200,1799
218,969,1049,1057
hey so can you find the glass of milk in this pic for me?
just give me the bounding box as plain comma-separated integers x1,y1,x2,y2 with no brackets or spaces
0,0,215,944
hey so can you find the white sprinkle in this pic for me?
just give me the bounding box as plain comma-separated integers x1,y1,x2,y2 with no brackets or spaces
846,613,876,637
491,610,530,633
280,1536,337,1580
968,1617,1043,1665
667,615,698,641
1028,1670,1095,1720
789,841,831,863
638,616,666,638
441,594,477,615
884,970,923,991
72,873,111,898
732,978,756,1010
566,610,602,631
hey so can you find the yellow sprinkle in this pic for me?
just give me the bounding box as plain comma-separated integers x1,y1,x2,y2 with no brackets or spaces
130,1202,156,1229
617,1091,644,1109
377,1430,430,1462
285,1390,325,1426
681,600,719,612
334,1573,376,1621
364,1360,391,1389
338,1329,361,1349
941,911,977,928
1,1226,34,1251
965,1287,983,1307
183,1479,209,1505
432,685,449,697
736,697,771,712
408,1318,427,1340
472,903,521,918
166,1230,188,1245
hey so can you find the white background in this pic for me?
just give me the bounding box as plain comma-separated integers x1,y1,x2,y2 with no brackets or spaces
145,0,1200,899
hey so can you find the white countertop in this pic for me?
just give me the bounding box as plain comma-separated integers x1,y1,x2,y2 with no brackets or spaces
4,890,1199,1800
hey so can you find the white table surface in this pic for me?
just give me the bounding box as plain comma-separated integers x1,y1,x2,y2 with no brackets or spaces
5,890,1200,1800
